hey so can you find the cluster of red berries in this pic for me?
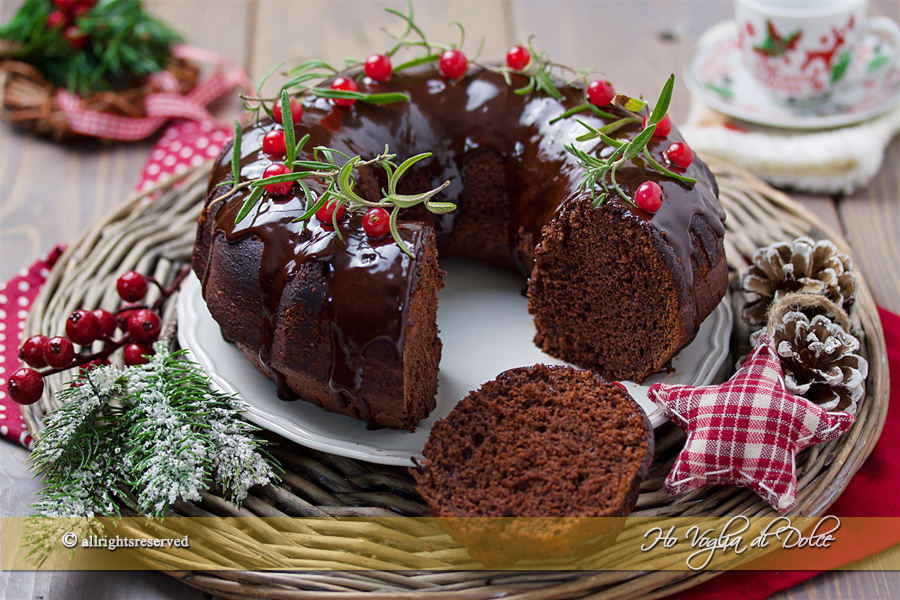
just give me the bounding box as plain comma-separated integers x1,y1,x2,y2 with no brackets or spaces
46,0,96,49
7,270,169,406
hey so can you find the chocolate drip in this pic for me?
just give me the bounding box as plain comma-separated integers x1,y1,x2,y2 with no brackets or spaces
202,64,725,422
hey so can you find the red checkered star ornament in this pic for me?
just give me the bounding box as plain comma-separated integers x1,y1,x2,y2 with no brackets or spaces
648,334,855,511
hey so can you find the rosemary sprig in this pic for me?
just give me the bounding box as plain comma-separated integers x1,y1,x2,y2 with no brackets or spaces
564,74,696,207
0,0,182,97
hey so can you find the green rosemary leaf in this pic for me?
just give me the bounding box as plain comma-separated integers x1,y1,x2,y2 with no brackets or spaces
337,159,367,204
587,104,618,120
389,205,414,258
250,172,312,186
449,21,465,49
425,201,456,214
293,190,330,223
385,4,430,52
393,53,442,73
235,186,264,224
534,70,563,100
289,59,338,75
390,152,432,195
648,74,675,125
257,62,284,98
623,126,656,161
622,97,647,112
515,77,536,96
282,71,332,90
295,133,310,157
291,160,339,171
549,104,590,124
642,149,697,184
575,116,641,141
231,120,242,186
309,88,411,105
280,90,297,168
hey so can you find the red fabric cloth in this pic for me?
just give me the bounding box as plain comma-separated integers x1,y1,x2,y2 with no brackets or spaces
671,306,900,599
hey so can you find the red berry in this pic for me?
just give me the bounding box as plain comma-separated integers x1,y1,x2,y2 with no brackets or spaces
117,271,148,302
315,200,346,225
47,10,68,28
362,207,390,238
127,309,161,342
64,26,87,49
263,163,293,195
117,304,141,332
72,3,90,18
52,0,78,10
123,343,154,366
365,54,393,82
262,130,287,157
330,77,359,107
439,50,468,79
635,181,664,213
66,309,101,346
643,113,672,138
587,80,615,107
19,335,49,368
506,45,531,70
79,0,98,7
93,309,117,338
43,336,75,369
272,98,303,124
665,142,694,168
7,368,44,405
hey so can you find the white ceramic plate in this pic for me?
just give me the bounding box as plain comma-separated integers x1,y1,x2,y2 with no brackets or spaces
685,21,900,130
178,260,732,466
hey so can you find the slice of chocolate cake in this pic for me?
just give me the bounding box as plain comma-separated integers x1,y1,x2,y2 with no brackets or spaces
412,364,654,566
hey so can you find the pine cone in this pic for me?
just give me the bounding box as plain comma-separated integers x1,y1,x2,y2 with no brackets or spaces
741,237,858,326
753,311,868,414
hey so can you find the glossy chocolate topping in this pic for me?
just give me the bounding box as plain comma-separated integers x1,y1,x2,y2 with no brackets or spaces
203,64,725,422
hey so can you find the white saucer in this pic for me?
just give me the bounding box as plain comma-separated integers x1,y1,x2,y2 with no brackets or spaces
685,21,900,129
177,261,732,466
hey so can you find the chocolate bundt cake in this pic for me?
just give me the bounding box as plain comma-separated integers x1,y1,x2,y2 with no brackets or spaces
412,364,654,566
193,63,727,430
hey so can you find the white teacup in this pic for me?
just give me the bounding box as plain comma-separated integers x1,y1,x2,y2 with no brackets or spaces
735,0,900,102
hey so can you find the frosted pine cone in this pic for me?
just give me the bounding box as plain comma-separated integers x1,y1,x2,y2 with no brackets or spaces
753,311,867,414
741,237,858,325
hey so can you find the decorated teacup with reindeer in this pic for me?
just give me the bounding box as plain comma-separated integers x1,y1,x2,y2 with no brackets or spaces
736,0,900,103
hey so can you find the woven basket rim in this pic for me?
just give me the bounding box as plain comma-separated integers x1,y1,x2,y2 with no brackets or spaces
17,158,889,599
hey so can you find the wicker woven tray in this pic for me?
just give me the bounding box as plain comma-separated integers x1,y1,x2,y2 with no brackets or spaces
20,158,889,599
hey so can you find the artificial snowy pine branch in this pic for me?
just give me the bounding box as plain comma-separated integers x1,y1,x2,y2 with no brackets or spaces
28,342,277,520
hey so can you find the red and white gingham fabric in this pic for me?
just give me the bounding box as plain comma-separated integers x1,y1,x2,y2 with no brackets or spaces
648,334,855,511
54,45,251,141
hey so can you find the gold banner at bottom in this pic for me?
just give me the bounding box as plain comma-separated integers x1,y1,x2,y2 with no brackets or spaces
2,516,897,571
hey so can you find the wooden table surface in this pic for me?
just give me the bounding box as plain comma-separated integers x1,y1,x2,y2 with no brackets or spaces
1,1,898,598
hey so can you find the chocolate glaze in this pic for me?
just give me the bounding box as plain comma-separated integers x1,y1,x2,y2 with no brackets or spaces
202,64,725,424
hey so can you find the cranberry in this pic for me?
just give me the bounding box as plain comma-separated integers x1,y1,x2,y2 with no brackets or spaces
439,49,468,79
93,309,117,338
65,309,101,346
643,113,672,138
262,130,287,157
362,207,391,238
64,26,87,49
123,343,154,366
664,142,694,168
272,98,303,124
330,77,359,107
43,336,75,369
587,80,615,107
19,335,49,368
127,309,161,342
72,3,90,17
506,46,531,70
315,200,346,225
117,304,141,332
635,181,664,213
7,368,44,405
79,0,98,7
117,271,148,302
47,10,67,28
263,163,293,195
365,54,393,82
52,0,78,10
